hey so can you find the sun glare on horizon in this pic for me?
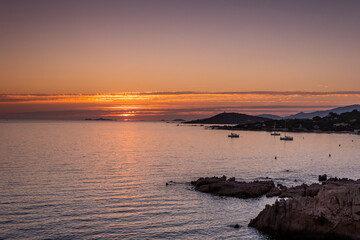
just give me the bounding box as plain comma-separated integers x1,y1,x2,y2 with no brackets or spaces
1,92,360,121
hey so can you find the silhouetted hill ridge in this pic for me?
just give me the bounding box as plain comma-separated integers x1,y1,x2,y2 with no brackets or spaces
185,112,269,124
285,104,360,119
257,114,282,120
229,109,360,132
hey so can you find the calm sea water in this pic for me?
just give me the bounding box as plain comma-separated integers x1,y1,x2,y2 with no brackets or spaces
1,121,360,239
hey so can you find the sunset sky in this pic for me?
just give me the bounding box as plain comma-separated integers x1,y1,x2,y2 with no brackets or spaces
1,1,360,120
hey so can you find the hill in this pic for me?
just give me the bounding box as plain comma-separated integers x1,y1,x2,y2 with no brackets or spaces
229,110,360,133
257,114,282,120
184,112,269,124
285,104,360,119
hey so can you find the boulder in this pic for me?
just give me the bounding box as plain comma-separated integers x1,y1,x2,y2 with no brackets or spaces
305,183,321,197
318,174,327,182
228,177,236,181
266,187,282,197
274,183,322,198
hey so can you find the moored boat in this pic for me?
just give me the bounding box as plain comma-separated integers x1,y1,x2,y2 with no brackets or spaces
280,135,293,141
270,132,281,136
270,122,281,136
228,132,239,138
280,120,293,140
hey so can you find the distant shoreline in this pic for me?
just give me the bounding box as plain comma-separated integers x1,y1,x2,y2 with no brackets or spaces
178,123,360,135
182,110,360,136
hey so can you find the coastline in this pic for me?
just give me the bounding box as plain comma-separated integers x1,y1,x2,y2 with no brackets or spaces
188,124,360,135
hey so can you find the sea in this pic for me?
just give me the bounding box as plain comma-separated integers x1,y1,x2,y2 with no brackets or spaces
1,120,360,239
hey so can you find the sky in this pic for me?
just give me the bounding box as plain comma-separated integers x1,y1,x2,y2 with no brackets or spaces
0,1,360,120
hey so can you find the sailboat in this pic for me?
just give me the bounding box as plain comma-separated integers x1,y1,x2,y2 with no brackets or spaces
280,120,293,141
228,132,239,138
270,122,281,136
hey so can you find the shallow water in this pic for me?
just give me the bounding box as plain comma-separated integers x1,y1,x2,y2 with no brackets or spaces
1,121,360,239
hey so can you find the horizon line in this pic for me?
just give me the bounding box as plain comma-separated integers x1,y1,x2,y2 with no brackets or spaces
2,90,360,96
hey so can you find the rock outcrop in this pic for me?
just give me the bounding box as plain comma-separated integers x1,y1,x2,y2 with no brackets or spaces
191,176,275,199
249,178,360,239
318,174,327,182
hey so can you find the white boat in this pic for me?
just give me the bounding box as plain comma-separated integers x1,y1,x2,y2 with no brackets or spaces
270,122,281,135
270,132,281,136
280,121,293,140
228,132,239,138
280,136,293,141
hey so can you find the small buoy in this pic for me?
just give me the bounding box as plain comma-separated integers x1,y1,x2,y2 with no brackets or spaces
339,144,341,147
275,156,277,159
329,154,331,157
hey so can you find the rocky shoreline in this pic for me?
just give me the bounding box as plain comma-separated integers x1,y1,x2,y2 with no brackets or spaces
190,176,360,239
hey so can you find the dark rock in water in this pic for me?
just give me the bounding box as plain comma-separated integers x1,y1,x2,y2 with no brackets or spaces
249,178,360,240
172,119,185,122
318,174,327,182
191,176,275,199
166,180,175,186
191,175,226,188
228,177,235,181
234,224,240,229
